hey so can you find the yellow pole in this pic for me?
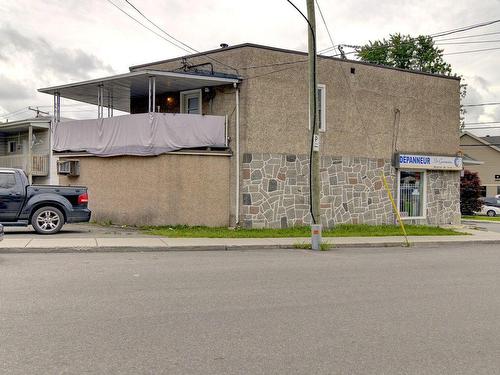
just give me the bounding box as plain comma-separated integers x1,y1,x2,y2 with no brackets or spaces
381,173,410,247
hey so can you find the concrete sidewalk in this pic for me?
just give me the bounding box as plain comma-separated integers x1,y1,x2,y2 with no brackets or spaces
462,219,500,224
1,228,500,253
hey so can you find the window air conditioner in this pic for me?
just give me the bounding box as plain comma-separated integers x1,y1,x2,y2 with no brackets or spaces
57,160,80,176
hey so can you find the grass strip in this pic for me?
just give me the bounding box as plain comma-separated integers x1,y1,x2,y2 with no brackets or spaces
462,215,500,222
143,224,463,238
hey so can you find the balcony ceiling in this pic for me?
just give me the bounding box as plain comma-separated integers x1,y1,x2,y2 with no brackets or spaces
38,70,240,113
0,118,51,134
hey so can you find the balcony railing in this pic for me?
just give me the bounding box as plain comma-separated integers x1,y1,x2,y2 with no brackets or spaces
52,113,227,156
0,154,50,176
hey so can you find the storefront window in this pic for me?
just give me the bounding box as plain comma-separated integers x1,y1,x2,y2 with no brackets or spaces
479,186,487,198
399,171,425,218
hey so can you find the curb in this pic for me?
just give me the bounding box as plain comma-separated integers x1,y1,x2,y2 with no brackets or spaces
1,239,499,254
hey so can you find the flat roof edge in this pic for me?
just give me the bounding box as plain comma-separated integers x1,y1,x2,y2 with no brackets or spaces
129,42,461,82
38,70,240,94
0,118,52,127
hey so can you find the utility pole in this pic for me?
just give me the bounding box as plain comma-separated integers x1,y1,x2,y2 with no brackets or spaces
28,106,49,118
307,0,322,250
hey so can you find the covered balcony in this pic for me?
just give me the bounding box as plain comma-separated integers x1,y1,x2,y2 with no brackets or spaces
0,118,51,180
38,70,241,157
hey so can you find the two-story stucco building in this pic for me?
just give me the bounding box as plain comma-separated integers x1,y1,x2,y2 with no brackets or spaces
39,43,463,227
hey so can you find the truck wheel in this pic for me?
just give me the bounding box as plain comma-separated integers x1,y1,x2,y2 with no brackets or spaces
31,207,64,234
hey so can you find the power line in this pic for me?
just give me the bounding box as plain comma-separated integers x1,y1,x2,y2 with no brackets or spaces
463,126,500,130
325,23,500,55
314,0,337,54
123,0,197,54
38,104,96,108
464,121,500,125
318,43,350,54
437,39,500,45
460,144,500,147
434,31,500,41
443,46,500,55
240,59,308,70
333,41,500,58
113,0,239,73
318,45,335,53
345,41,500,57
0,107,30,119
331,50,357,57
105,0,192,53
431,19,500,38
463,102,500,107
345,38,500,55
321,21,500,58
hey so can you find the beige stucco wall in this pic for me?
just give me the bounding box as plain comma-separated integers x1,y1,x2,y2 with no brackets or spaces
59,154,231,226
239,48,461,159
137,45,461,159
460,134,500,196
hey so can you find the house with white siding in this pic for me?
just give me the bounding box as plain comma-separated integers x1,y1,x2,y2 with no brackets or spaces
0,116,58,184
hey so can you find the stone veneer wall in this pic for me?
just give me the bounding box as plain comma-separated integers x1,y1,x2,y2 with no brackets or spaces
241,153,461,228
425,170,461,225
241,153,397,228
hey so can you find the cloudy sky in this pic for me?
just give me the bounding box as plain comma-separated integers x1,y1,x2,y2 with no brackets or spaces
1,0,499,135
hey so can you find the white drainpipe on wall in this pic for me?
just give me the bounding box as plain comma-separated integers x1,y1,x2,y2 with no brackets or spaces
234,83,240,225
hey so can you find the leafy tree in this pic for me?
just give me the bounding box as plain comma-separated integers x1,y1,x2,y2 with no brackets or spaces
357,33,466,127
357,33,452,75
460,170,483,215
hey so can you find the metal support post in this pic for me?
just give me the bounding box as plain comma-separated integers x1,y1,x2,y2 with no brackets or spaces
107,90,111,118
28,125,33,184
97,86,101,118
110,89,114,117
152,76,156,113
53,94,57,122
97,85,105,118
56,93,60,123
224,115,229,147
100,86,104,118
235,84,240,225
148,77,152,113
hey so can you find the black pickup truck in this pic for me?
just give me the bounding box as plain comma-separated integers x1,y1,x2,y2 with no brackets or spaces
0,168,91,234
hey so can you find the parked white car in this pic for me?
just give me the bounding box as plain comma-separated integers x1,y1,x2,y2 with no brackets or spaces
476,205,500,217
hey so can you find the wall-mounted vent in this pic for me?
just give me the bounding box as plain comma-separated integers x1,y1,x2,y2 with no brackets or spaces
57,160,80,176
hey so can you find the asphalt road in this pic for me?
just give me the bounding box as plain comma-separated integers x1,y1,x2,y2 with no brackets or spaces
2,245,500,374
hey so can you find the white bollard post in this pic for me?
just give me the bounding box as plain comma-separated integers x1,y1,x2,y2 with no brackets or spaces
311,224,322,250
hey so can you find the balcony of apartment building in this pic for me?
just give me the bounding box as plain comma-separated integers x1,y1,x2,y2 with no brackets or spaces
38,70,241,157
0,118,52,183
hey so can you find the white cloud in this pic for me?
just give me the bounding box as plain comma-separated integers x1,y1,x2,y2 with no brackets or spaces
0,0,499,131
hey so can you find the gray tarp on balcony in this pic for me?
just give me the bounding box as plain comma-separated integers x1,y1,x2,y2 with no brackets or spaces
52,112,225,156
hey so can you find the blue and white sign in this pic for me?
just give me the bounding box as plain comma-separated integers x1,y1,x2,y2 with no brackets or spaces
396,154,463,171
